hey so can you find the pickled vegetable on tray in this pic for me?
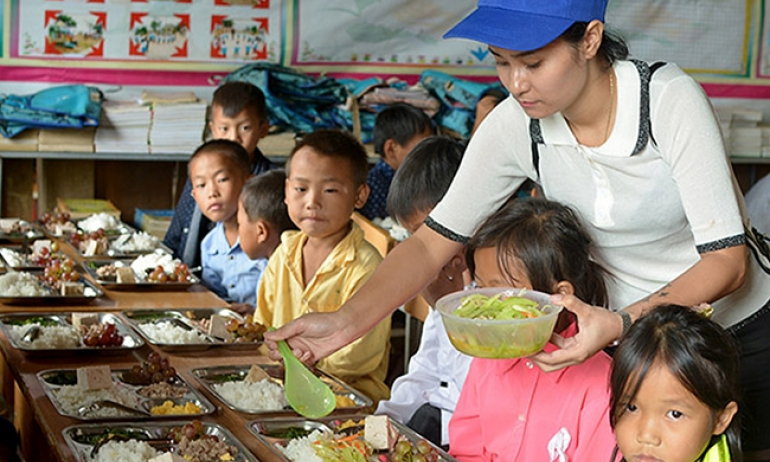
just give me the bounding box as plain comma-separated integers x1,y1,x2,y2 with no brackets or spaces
454,293,543,320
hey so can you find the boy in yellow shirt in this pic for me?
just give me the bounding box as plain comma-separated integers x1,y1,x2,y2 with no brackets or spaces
255,129,390,403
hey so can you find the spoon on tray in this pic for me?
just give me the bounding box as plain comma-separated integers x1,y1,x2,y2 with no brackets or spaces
276,339,336,418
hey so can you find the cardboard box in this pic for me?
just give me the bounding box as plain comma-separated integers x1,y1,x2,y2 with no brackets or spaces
38,127,95,152
135,208,173,239
0,129,39,152
57,198,121,220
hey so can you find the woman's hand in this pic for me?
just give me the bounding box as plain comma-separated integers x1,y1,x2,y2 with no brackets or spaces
531,294,622,372
263,310,350,364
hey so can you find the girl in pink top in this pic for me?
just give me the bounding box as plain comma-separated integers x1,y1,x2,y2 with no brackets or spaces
449,197,615,461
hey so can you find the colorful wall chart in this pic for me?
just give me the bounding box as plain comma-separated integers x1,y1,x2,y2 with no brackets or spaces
0,0,768,95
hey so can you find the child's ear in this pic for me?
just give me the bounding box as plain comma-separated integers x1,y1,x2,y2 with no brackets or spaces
257,119,270,140
713,401,738,435
553,280,575,296
354,183,370,209
255,219,270,243
382,139,398,163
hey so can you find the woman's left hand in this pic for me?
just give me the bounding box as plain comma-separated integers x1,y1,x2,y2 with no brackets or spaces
531,294,622,372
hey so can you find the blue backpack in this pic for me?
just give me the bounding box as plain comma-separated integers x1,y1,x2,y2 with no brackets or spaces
420,70,505,139
0,85,103,138
223,63,352,135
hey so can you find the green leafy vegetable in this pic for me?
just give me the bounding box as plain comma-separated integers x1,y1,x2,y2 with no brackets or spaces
454,294,542,320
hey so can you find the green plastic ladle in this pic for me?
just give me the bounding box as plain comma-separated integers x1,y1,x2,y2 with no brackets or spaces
276,339,336,418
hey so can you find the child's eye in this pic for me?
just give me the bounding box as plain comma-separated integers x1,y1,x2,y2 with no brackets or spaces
525,61,542,69
667,410,683,420
217,176,230,183
625,403,638,412
294,186,307,192
193,182,205,189
494,60,508,68
240,125,251,132
324,188,338,193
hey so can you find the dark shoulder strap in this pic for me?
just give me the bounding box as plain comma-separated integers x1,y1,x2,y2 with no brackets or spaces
529,118,544,178
647,61,667,147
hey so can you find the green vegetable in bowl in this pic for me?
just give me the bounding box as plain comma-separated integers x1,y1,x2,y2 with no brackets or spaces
454,293,543,320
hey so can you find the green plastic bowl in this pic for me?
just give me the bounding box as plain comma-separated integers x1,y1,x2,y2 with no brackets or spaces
436,288,563,359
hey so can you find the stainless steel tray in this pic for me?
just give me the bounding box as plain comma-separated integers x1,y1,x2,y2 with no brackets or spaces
120,308,263,352
69,233,173,260
0,219,45,243
83,258,199,290
0,271,104,305
0,312,144,356
39,367,216,421
248,414,457,461
0,245,42,271
191,364,372,415
62,421,261,462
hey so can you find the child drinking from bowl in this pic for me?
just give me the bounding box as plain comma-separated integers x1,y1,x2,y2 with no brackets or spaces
449,197,615,461
610,304,740,462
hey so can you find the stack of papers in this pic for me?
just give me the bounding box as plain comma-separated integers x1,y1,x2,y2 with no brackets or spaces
94,100,151,153
149,101,208,154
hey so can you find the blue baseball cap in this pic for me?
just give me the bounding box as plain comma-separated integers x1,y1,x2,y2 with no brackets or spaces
444,0,609,52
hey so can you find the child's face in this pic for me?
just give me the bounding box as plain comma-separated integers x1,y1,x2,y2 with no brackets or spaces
472,246,533,290
285,147,368,239
236,199,270,260
190,152,247,224
209,104,269,158
615,363,735,462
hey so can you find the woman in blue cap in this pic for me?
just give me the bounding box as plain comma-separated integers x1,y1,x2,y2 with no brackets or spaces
267,1,770,457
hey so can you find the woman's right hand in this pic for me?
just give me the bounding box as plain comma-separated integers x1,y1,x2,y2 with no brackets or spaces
531,294,623,372
263,310,351,364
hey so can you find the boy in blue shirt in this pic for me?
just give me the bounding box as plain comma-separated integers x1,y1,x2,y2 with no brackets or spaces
164,82,273,267
189,139,262,309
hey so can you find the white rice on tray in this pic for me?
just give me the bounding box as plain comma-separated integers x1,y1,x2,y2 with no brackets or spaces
8,324,80,349
0,272,48,296
111,232,159,252
139,321,208,344
78,212,121,233
0,248,23,267
93,439,159,462
54,383,138,417
280,429,328,462
213,379,288,411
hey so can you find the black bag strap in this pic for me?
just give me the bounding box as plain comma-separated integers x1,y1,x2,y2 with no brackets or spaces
530,60,668,177
746,226,770,275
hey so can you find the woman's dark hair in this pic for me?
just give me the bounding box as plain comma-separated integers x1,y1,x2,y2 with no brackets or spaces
386,136,464,223
287,129,369,187
188,139,251,178
465,197,607,307
373,103,434,156
610,305,742,461
240,170,297,233
561,22,629,66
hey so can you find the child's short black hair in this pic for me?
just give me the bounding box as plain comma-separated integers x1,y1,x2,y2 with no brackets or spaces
188,139,251,177
373,103,433,156
212,81,268,123
465,197,608,307
386,136,464,222
610,304,742,460
240,170,297,233
287,129,369,187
